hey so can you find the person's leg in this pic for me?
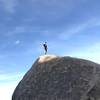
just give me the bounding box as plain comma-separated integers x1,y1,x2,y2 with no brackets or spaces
45,48,47,54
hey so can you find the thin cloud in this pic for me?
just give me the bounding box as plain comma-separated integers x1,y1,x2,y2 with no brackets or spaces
31,0,75,18
58,24,87,40
0,72,24,82
58,18,100,40
7,26,26,36
6,25,38,37
15,40,20,45
0,0,18,13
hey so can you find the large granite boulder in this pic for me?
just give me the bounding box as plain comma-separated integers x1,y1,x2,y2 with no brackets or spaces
12,55,100,100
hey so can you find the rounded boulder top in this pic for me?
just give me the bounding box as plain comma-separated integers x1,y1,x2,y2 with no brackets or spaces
12,55,100,100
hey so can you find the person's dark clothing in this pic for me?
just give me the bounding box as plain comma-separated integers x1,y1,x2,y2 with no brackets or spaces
43,43,47,54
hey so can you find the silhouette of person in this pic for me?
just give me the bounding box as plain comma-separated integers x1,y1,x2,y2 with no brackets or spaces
43,42,48,54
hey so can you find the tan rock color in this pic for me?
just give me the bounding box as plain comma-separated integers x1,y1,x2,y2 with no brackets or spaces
38,55,58,63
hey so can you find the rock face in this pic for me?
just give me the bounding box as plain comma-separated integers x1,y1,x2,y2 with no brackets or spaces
12,55,100,100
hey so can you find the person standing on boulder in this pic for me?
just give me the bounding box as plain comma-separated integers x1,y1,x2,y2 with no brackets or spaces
43,42,48,54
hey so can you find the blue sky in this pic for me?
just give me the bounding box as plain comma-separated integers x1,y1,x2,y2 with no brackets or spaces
0,0,100,100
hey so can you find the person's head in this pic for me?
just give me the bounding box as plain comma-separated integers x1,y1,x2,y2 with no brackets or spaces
45,42,47,44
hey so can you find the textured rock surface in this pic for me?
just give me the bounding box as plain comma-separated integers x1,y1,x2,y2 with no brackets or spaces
12,55,100,100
